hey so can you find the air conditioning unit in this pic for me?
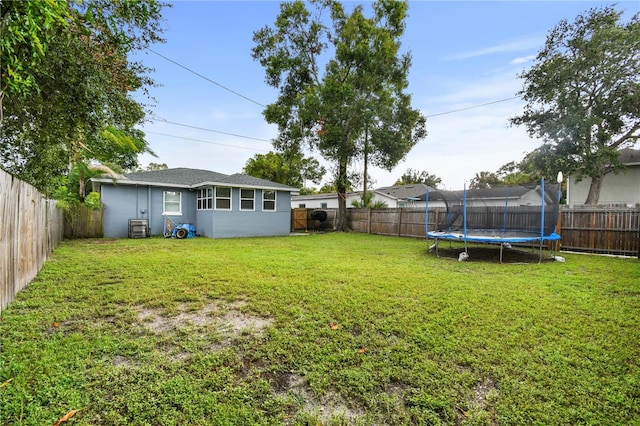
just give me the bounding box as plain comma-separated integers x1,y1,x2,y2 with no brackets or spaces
128,219,149,238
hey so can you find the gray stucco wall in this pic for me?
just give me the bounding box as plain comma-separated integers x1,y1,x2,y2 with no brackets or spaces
101,184,292,238
101,185,197,238
209,188,291,238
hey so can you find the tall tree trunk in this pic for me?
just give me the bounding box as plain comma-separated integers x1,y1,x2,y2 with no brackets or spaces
584,175,603,205
363,126,368,206
336,158,349,231
78,168,86,201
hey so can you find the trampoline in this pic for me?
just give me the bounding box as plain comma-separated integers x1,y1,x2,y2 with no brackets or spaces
425,179,561,263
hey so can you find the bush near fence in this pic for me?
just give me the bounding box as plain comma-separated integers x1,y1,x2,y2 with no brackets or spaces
293,207,640,258
1,169,64,313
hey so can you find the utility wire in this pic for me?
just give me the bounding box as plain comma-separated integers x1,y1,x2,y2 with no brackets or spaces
146,131,271,153
146,49,519,121
425,96,519,118
150,117,271,142
146,93,520,151
146,47,266,108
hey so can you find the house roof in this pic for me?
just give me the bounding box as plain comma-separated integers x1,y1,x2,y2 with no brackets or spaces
374,183,433,201
419,185,540,201
91,168,298,192
619,148,640,165
292,192,360,201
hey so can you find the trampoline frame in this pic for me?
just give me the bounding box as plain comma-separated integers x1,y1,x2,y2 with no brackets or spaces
425,179,561,263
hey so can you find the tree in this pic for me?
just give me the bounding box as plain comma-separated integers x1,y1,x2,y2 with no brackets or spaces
139,162,169,172
252,0,426,230
394,168,441,188
469,171,502,189
0,0,168,196
511,6,640,205
243,151,325,188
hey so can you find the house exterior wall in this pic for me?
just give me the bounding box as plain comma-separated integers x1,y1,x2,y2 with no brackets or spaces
567,166,640,207
209,189,291,238
101,184,292,238
101,185,195,238
291,193,360,209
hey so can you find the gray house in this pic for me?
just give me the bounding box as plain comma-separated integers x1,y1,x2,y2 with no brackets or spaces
91,168,298,239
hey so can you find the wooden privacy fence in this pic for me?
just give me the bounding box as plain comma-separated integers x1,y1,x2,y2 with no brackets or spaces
559,207,640,257
64,204,104,238
1,169,64,313
293,207,640,257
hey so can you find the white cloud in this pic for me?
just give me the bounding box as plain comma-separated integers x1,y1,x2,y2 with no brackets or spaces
510,54,536,65
445,35,543,61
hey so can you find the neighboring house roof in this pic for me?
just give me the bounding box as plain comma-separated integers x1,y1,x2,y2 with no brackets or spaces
374,183,433,201
419,185,541,202
619,147,640,166
292,192,360,201
91,168,298,192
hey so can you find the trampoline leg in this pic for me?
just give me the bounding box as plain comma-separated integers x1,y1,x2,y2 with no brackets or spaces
500,243,504,264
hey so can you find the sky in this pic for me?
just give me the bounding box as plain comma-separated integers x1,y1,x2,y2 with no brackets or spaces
133,0,639,191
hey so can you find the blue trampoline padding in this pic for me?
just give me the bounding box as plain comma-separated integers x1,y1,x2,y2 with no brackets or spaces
426,231,561,244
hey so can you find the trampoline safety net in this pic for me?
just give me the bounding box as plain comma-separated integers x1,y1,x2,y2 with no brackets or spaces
426,180,561,243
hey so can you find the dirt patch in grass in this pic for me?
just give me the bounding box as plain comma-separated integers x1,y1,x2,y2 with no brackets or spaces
269,372,367,424
132,300,273,360
135,300,272,337
458,376,498,424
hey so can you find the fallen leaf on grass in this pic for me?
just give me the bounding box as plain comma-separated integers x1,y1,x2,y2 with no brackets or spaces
455,405,468,417
53,409,82,426
357,347,368,354
328,322,340,330
52,322,60,328
0,378,13,388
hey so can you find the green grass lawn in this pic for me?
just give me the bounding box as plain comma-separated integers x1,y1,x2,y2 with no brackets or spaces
1,233,639,425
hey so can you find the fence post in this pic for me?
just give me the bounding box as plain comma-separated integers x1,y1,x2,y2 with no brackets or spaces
397,208,402,237
368,208,372,234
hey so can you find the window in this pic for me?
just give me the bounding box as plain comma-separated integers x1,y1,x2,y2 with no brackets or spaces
197,188,213,210
215,187,231,210
298,203,306,208
320,202,328,209
163,191,182,215
263,190,276,211
240,189,255,211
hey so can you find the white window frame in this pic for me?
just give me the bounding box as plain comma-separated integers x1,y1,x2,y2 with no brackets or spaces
215,186,232,211
163,191,182,215
240,188,255,211
263,190,276,211
197,188,213,210
320,202,328,209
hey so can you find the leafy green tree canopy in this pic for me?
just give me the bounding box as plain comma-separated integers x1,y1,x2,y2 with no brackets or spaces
511,6,640,205
1,0,168,196
243,151,326,188
252,0,426,230
394,168,441,188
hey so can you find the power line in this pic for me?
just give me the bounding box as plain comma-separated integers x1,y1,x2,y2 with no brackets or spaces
145,131,271,153
146,49,520,122
145,48,266,108
150,117,271,142
425,96,519,118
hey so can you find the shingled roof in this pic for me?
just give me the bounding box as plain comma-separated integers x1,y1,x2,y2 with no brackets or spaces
619,147,640,165
92,168,298,191
374,183,434,200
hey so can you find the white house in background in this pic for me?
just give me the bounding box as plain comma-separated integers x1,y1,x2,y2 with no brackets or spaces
291,184,434,209
291,192,361,209
371,183,433,208
567,148,640,207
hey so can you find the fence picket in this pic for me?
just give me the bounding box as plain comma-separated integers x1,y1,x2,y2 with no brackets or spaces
1,170,64,312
